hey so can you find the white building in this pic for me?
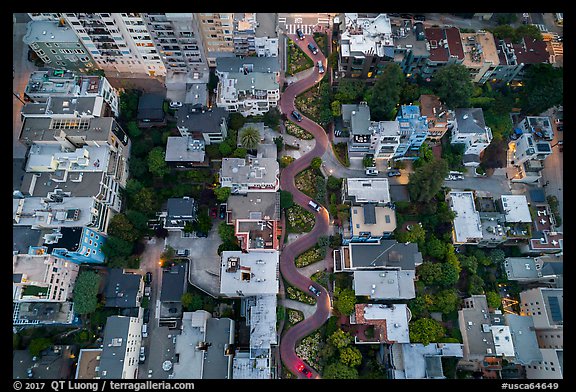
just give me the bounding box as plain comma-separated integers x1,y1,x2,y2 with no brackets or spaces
220,251,279,297
448,191,483,245
220,157,279,194
98,316,143,379
520,288,563,350
343,177,391,205
372,121,401,160
352,270,415,300
451,108,493,167
350,303,411,344
501,195,532,223
525,348,563,379
254,36,279,57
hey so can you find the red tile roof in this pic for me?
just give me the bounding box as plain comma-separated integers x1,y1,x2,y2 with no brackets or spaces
425,27,464,63
445,27,465,60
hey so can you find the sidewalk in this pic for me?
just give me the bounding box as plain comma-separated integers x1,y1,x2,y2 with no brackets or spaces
280,299,317,319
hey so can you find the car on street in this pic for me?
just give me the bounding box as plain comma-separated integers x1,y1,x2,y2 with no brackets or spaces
219,204,227,219
308,200,321,212
143,308,150,323
307,43,318,55
296,28,305,40
196,231,208,238
169,101,183,109
365,168,379,176
142,324,148,338
139,347,146,363
298,363,312,378
145,272,152,285
308,285,321,296
317,60,324,73
387,169,401,177
292,110,303,122
210,207,218,219
144,286,151,298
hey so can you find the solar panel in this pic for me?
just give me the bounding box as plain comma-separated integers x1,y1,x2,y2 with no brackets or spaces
547,296,562,323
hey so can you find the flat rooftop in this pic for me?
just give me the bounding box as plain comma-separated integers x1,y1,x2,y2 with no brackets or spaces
460,32,499,68
346,178,391,204
501,195,531,223
220,251,279,296
23,20,80,44
227,192,279,221
354,303,410,343
459,295,496,358
353,270,415,300
350,205,397,235
449,191,483,243
504,315,542,365
221,157,278,186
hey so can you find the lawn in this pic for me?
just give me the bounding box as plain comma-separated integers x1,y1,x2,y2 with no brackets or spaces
286,38,314,76
285,121,314,140
286,204,315,233
332,142,350,167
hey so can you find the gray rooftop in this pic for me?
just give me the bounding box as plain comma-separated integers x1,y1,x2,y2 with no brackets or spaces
22,96,103,117
13,227,43,254
20,171,103,198
231,72,279,91
345,178,391,204
104,269,141,308
349,103,371,135
392,343,463,379
165,137,205,163
137,94,165,121
363,203,376,224
216,56,280,74
176,105,228,133
203,317,234,379
13,347,73,379
504,314,543,365
348,240,423,270
220,157,279,186
173,311,207,379
167,197,196,220
459,295,496,359
455,108,487,133
391,21,429,57
23,20,80,44
160,263,187,302
99,316,132,379
504,257,540,280
227,192,279,221
353,270,415,299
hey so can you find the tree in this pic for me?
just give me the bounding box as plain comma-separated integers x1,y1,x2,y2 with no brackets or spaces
73,271,101,315
339,346,363,368
515,25,544,41
486,291,502,310
408,158,449,203
431,289,460,314
327,51,339,70
467,274,485,295
432,64,474,109
218,221,237,243
334,288,356,316
263,107,281,130
129,157,148,179
327,329,353,349
409,318,446,346
228,113,246,131
196,210,212,234
362,154,374,168
400,82,420,104
161,246,176,265
107,213,139,242
218,141,234,156
101,236,134,265
417,262,443,286
409,294,433,318
364,64,404,120
147,147,170,177
181,292,204,311
132,187,158,214
489,249,506,266
239,126,261,149
273,136,284,152
326,176,342,192
439,260,461,288
126,210,150,233
335,79,366,103
126,121,142,139
29,337,52,357
310,157,322,170
280,190,294,210
520,64,563,115
331,100,342,117
395,223,426,247
124,178,144,200
323,362,359,379
425,235,446,260
214,186,231,203
459,255,479,274
232,147,247,158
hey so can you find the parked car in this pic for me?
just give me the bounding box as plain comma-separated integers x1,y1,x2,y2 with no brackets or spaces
144,272,152,285
144,286,151,298
307,43,318,55
210,207,218,218
139,347,146,363
142,324,148,338
387,169,401,177
317,60,324,73
308,285,321,296
196,231,208,238
308,200,321,212
292,110,303,122
296,28,305,40
143,308,150,323
169,101,183,109
365,168,379,176
298,363,312,378
219,204,227,219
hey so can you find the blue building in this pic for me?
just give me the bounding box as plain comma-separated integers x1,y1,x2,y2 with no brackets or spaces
393,105,428,159
29,227,106,264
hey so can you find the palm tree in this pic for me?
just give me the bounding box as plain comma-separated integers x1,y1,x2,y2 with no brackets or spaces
239,127,260,150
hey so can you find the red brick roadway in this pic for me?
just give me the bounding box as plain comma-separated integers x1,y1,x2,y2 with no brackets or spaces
278,33,331,379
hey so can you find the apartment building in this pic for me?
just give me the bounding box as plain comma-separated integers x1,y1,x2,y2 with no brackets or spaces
490,37,550,85
197,13,235,67
233,13,256,56
520,288,563,349
390,19,429,78
61,13,166,76
176,105,229,143
220,156,280,194
421,27,465,79
393,105,428,159
450,108,493,167
418,94,453,142
12,253,80,326
24,69,120,116
23,20,97,73
98,316,143,379
220,251,279,298
459,31,500,84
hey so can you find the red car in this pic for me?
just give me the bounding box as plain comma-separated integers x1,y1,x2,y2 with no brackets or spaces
297,363,312,378
210,207,218,218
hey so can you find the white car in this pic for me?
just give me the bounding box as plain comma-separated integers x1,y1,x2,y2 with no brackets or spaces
308,200,321,212
142,323,148,338
169,101,183,109
139,347,146,363
317,61,325,73
365,168,379,176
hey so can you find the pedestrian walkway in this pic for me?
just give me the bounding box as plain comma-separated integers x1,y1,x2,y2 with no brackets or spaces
280,299,317,319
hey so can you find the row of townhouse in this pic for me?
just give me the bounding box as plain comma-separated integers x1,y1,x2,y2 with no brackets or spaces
333,13,557,86
26,13,279,78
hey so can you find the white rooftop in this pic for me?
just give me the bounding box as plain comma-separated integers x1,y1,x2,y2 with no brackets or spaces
26,144,109,173
361,303,410,343
220,251,279,296
501,195,532,223
341,13,393,57
449,191,483,243
353,270,415,300
346,178,391,204
491,325,515,357
173,311,209,379
13,197,93,228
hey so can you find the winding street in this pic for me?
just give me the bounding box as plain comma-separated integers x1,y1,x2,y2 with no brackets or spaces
278,33,331,379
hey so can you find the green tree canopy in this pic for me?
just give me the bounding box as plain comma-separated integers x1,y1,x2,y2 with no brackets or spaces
364,64,404,120
239,126,261,149
334,287,356,316
326,176,342,192
459,254,479,274
339,346,363,368
327,329,354,349
430,289,461,314
409,318,446,346
125,121,142,139
263,107,281,130
395,223,426,248
132,187,158,215
28,337,53,357
101,236,134,266
310,157,322,170
425,235,447,260
147,147,170,177
73,271,101,315
432,64,475,109
280,190,294,210
218,141,234,156
228,113,246,131
520,64,563,115
214,186,231,203
417,262,443,286
467,274,485,295
107,213,139,242
181,292,204,311
486,291,502,310
331,100,342,117
407,158,449,203
195,210,212,234
218,221,237,243
323,362,359,379
126,210,149,233
409,293,433,318
334,78,366,103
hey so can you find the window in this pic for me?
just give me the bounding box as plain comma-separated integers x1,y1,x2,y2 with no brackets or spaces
45,42,51,47
51,49,57,54
55,55,62,60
